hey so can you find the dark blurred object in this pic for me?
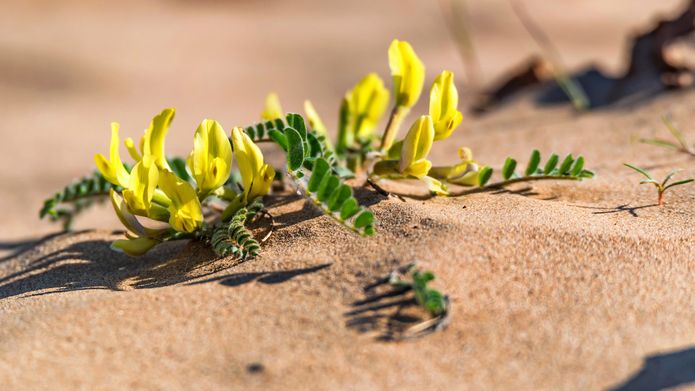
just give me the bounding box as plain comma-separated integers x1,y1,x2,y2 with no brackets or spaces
473,0,695,114
472,57,553,113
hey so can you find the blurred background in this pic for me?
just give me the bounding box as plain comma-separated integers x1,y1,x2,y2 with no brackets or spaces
0,0,686,240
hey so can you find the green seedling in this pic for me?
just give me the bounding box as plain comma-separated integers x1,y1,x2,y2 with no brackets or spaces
389,264,448,317
640,116,695,158
624,163,694,206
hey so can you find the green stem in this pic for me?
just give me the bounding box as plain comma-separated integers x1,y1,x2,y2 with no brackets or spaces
379,105,409,152
220,194,246,221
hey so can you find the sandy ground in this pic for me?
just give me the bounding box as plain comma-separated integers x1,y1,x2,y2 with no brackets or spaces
1,0,694,390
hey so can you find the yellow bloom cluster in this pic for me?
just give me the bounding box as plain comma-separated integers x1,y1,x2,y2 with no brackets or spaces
95,108,273,256
371,39,477,195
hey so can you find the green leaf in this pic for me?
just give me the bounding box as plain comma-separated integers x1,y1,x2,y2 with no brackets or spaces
339,198,359,220
306,133,323,158
287,157,375,236
478,166,493,186
308,158,330,193
39,170,118,230
623,163,652,180
663,178,694,191
580,170,594,179
543,153,559,174
317,175,340,202
267,129,288,151
168,157,191,182
661,169,682,187
662,116,689,148
559,154,574,175
327,184,352,211
570,156,585,176
353,211,374,229
525,150,541,176
285,127,305,171
502,157,517,180
286,113,307,140
640,138,680,150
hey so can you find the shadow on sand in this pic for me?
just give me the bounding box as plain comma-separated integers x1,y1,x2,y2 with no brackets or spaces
187,263,331,287
611,347,695,391
0,230,327,300
572,203,659,217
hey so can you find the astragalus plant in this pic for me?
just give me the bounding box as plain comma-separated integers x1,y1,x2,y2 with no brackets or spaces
41,39,595,259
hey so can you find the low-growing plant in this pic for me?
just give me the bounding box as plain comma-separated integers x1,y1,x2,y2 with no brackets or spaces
624,163,694,206
640,116,695,158
41,110,374,257
389,264,448,317
270,39,594,196
40,38,596,258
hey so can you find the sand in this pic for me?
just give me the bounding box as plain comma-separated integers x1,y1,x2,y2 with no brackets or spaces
1,0,694,390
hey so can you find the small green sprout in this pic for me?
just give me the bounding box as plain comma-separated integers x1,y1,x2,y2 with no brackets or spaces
389,264,448,317
624,163,694,206
640,116,695,158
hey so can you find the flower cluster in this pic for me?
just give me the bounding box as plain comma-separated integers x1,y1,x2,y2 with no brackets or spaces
95,108,273,255
260,39,482,195
371,41,481,195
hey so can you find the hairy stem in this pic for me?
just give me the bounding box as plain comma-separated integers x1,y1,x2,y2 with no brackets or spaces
658,189,665,206
379,106,409,152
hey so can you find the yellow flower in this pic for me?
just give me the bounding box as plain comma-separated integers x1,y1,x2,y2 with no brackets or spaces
109,189,166,256
389,39,425,108
303,100,327,134
429,70,463,141
346,73,390,142
428,147,481,186
230,127,276,203
111,237,161,256
399,115,434,178
187,119,233,196
371,116,448,195
121,155,169,220
158,169,204,233
261,93,283,120
123,108,175,169
95,122,130,188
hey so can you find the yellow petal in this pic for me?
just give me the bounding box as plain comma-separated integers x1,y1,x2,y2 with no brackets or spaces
122,156,159,216
231,127,263,196
421,176,449,195
110,189,168,236
158,170,203,233
124,137,142,161
349,73,390,141
248,163,275,201
399,115,434,173
304,100,328,136
95,123,130,187
403,159,432,179
111,237,160,256
110,189,147,237
261,93,283,120
144,108,175,170
188,119,232,194
389,39,425,108
430,71,462,141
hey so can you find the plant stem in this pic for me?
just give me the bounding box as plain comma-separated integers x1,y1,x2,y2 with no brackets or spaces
379,105,409,152
448,175,582,196
658,190,664,206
